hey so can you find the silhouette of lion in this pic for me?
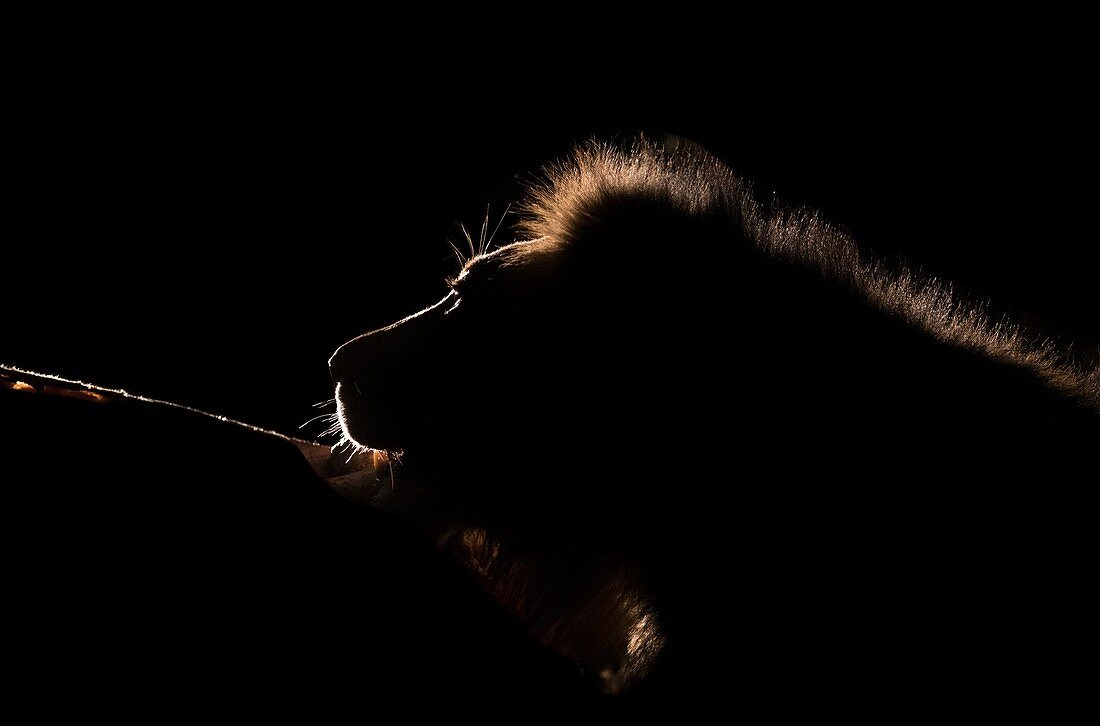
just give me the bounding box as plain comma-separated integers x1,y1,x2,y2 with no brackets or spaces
328,136,1097,701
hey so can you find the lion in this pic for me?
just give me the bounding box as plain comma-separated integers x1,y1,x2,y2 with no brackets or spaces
328,136,1097,701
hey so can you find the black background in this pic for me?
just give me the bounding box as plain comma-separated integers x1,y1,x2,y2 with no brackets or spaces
3,35,1097,707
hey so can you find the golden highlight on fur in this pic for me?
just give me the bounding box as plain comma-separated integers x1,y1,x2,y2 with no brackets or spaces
451,528,664,693
520,137,1099,411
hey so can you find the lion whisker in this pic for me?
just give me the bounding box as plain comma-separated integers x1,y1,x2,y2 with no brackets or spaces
479,204,490,257
299,412,337,429
460,222,476,260
319,424,342,439
447,237,468,268
487,202,511,252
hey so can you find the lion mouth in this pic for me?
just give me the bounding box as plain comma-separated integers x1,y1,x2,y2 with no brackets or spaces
295,435,398,505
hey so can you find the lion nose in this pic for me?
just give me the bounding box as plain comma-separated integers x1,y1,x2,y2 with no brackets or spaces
329,332,378,386
329,290,457,386
328,340,354,383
